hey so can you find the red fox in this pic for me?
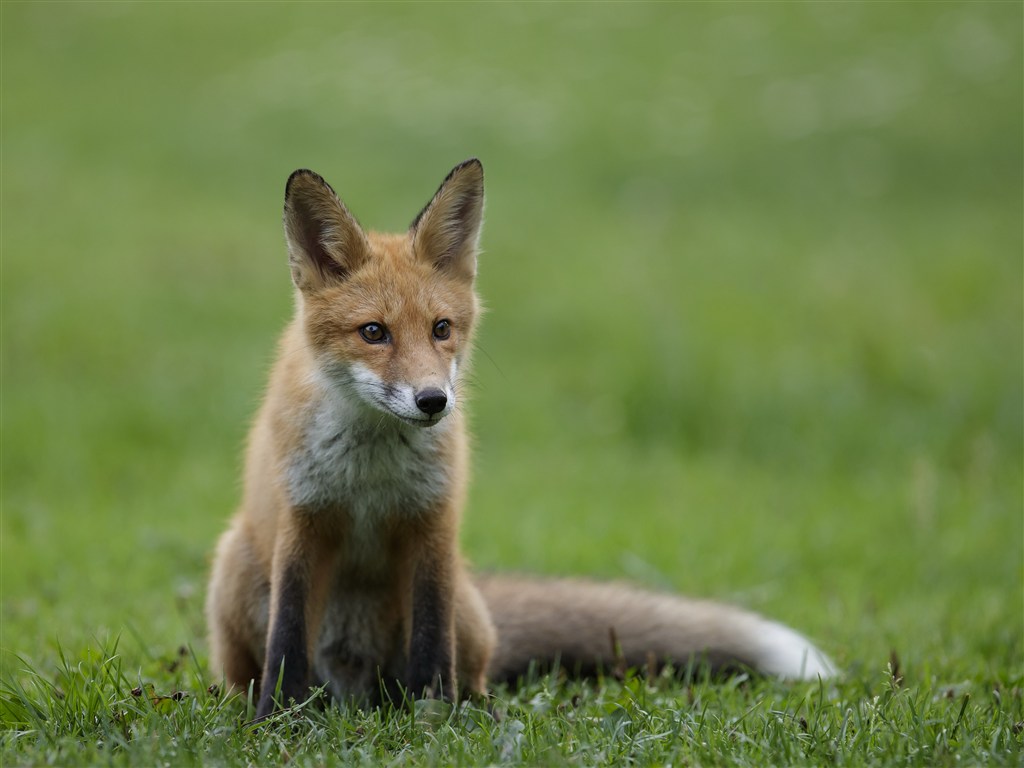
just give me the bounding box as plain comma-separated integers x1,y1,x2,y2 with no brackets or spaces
205,159,835,718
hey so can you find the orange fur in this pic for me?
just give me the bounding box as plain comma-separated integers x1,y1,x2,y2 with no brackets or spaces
205,160,834,718
206,161,493,717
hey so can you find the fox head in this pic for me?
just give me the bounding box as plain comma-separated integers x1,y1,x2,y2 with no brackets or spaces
282,159,484,428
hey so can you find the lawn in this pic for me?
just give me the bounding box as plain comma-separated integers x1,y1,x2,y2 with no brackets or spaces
2,2,1021,765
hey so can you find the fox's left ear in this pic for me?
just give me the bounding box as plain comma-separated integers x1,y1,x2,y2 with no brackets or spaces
411,159,484,281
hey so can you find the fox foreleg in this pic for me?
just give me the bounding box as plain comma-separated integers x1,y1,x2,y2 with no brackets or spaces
405,530,456,700
255,519,334,719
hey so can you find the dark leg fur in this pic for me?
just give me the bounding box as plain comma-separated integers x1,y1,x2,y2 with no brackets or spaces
256,563,310,719
406,567,454,699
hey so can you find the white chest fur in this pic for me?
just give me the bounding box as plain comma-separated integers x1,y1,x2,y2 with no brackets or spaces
285,387,452,524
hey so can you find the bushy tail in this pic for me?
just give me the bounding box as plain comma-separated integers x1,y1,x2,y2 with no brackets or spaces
475,574,836,684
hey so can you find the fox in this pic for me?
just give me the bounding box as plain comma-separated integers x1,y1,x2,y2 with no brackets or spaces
205,158,836,719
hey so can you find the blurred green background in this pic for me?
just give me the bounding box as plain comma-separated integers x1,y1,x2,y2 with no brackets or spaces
2,2,1021,682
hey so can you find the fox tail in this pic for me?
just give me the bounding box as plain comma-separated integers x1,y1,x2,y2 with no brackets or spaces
475,574,836,684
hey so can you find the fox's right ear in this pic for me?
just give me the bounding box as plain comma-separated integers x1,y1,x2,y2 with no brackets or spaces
283,169,369,292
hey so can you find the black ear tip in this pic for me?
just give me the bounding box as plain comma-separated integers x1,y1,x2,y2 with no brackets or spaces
285,169,332,201
457,157,483,175
446,158,483,185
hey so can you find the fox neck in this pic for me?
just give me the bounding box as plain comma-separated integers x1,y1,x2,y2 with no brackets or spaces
284,358,457,523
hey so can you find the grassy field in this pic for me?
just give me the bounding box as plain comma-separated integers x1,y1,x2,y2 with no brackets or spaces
2,2,1021,765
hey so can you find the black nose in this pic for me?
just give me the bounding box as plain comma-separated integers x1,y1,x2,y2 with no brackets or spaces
415,388,448,416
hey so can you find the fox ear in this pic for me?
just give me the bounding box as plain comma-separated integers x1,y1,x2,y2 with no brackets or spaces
284,169,369,292
411,159,484,281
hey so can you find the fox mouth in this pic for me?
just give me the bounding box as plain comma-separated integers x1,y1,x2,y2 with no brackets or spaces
357,394,450,428
395,413,446,428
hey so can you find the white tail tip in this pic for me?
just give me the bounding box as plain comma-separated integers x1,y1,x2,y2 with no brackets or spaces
756,619,838,680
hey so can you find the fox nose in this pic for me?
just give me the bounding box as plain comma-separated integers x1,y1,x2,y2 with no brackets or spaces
415,388,448,416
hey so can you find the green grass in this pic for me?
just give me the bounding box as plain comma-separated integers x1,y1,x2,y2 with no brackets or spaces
3,644,1018,766
2,2,1021,765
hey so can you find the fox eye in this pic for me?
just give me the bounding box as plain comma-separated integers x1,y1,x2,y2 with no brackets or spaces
433,319,451,340
359,323,389,344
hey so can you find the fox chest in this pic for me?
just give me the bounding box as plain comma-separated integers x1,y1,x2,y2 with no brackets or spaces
284,402,451,524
